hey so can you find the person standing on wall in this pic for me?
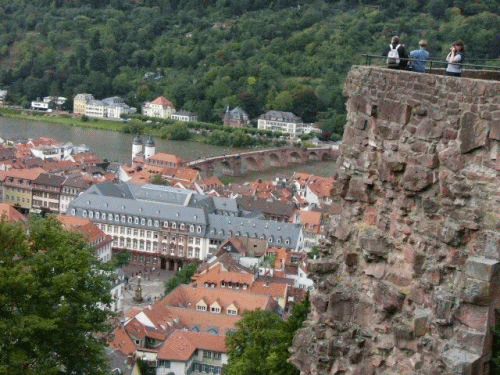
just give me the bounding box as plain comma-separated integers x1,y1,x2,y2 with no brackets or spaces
446,41,465,77
409,39,430,73
383,35,409,70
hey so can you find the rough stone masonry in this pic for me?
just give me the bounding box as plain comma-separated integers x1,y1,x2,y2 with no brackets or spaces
291,66,500,375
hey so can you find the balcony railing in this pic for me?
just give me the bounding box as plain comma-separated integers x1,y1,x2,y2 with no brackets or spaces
359,54,500,80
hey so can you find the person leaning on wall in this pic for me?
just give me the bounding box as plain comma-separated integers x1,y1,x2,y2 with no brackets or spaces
446,40,465,77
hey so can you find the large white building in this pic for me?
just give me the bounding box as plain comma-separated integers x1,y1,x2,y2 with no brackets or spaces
74,94,136,119
68,182,303,271
257,110,307,137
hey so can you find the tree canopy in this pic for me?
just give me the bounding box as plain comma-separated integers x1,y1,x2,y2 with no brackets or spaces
224,296,310,375
0,216,114,375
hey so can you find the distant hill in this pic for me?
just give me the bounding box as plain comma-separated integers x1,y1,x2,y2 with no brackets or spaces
1,0,499,138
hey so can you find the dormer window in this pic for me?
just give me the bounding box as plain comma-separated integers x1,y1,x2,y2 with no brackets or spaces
134,217,139,224
196,305,207,312
227,309,237,315
95,212,100,219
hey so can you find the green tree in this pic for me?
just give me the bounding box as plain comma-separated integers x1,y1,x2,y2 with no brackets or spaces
164,260,200,294
225,296,310,375
0,216,113,375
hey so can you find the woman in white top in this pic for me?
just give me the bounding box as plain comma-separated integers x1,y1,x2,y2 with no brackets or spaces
446,41,465,77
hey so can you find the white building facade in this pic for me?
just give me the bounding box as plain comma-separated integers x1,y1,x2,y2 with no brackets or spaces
68,182,303,271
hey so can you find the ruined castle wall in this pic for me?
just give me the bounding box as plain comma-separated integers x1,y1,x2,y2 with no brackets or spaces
291,66,500,375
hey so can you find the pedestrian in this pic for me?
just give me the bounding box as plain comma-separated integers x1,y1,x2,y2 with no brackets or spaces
409,39,430,73
383,35,409,70
446,41,465,77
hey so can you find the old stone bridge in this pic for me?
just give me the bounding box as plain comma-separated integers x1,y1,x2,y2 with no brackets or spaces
187,145,339,177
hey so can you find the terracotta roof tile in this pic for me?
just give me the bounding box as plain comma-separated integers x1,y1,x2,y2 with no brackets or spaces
250,280,288,299
0,203,27,223
151,96,175,108
162,284,276,313
147,152,185,164
157,331,226,361
109,327,136,356
4,167,46,180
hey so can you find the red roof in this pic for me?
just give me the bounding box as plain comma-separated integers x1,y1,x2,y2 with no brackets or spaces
109,327,136,356
152,96,175,109
157,331,226,361
0,203,27,223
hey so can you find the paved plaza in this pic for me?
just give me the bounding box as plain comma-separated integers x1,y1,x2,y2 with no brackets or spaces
119,265,176,314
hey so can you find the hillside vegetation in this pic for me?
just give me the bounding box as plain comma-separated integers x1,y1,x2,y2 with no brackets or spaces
1,0,499,139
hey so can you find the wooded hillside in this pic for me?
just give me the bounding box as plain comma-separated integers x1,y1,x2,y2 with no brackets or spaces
1,0,499,139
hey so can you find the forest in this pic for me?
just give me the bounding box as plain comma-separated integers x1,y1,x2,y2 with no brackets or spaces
0,0,499,140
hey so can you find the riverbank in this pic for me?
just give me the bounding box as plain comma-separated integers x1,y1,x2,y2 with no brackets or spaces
0,108,125,132
0,108,287,149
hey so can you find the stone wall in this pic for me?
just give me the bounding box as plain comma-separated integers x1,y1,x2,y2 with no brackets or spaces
291,66,500,374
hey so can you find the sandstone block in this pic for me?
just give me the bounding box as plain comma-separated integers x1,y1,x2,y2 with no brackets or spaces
374,282,405,314
459,111,488,153
358,228,388,259
433,290,456,323
464,256,500,282
345,177,371,203
308,259,338,275
413,308,432,337
348,94,369,115
402,165,432,192
440,219,465,247
375,124,401,140
415,118,443,140
456,327,490,355
310,293,329,313
438,147,464,172
461,277,492,306
354,117,368,130
456,304,489,332
442,347,482,375
378,99,411,124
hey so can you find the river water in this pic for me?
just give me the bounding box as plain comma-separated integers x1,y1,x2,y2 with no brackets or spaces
0,117,336,181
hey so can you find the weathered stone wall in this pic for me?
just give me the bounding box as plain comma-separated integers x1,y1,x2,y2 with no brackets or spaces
291,66,500,375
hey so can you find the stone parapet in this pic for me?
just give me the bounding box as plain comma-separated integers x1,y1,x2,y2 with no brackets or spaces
291,66,500,374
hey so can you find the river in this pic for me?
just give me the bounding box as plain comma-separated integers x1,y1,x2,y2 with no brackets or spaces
0,117,336,181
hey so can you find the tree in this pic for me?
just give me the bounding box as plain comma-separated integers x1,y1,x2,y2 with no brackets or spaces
164,260,200,294
225,296,310,375
149,174,170,185
0,216,114,375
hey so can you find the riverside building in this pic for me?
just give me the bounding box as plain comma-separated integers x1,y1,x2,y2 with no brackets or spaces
68,182,303,270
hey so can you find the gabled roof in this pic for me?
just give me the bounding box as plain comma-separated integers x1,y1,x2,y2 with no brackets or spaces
157,331,226,361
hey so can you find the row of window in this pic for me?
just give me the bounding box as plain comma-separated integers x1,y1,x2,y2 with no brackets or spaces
196,303,237,316
191,362,222,374
77,209,204,234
